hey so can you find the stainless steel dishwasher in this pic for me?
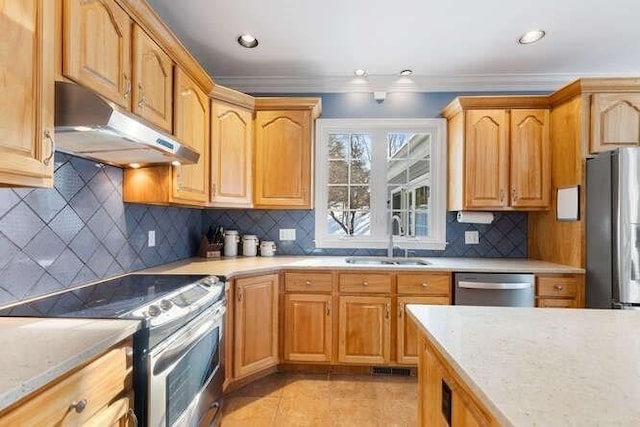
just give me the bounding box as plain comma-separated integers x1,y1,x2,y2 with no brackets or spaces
454,273,535,307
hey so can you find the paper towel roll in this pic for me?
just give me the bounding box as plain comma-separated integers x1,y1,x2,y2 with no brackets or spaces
456,211,494,224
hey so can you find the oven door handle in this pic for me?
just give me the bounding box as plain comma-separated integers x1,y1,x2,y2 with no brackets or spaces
152,307,225,375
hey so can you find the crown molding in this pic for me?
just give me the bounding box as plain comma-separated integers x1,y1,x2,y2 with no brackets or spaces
213,73,640,94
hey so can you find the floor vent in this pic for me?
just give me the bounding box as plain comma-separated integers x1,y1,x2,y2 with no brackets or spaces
370,367,414,377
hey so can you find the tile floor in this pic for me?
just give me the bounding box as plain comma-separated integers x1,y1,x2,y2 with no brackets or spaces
222,372,418,427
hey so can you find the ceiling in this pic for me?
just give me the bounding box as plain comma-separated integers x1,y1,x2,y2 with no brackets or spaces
148,0,640,93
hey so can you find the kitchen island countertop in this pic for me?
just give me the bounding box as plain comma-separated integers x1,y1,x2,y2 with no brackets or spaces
407,305,640,426
0,317,140,413
141,256,584,277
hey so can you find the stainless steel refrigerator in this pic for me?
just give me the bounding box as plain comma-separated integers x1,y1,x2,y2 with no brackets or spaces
587,147,640,309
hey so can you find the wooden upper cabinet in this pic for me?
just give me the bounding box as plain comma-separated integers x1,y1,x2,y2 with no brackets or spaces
63,0,132,108
510,109,550,208
443,97,551,211
132,25,173,132
591,93,640,153
464,110,509,208
234,274,279,379
210,95,254,208
0,0,54,188
172,68,209,205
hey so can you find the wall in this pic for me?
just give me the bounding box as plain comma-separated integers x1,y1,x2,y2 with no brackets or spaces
0,153,202,307
202,91,540,257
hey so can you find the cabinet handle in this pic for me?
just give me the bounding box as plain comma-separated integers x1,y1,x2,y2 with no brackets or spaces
127,408,138,427
385,303,390,319
305,280,312,286
553,285,564,291
327,302,331,316
123,73,131,99
499,189,505,204
237,288,242,302
43,130,55,166
399,304,403,318
362,281,369,286
511,188,518,202
211,183,216,197
69,399,87,413
137,83,146,108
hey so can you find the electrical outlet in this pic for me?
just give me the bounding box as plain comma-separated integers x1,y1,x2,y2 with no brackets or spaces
279,228,296,241
464,230,479,245
148,230,156,247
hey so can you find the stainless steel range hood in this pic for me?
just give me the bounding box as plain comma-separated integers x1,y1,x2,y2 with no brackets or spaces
54,82,199,167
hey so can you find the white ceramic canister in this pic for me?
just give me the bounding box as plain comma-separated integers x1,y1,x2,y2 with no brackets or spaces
260,241,276,257
242,235,259,257
223,230,240,257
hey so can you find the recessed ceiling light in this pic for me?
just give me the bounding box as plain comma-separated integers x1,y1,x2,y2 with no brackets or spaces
237,33,259,48
354,69,367,77
399,69,413,76
517,30,546,45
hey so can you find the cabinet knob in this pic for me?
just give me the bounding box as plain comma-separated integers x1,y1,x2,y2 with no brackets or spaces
499,189,506,204
553,285,564,291
43,130,55,166
421,282,428,288
511,188,518,202
305,280,312,286
69,399,87,413
362,281,369,286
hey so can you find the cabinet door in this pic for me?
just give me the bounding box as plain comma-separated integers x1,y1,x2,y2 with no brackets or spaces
591,93,640,153
63,0,132,108
254,110,312,208
132,25,173,132
172,68,210,205
210,100,253,207
537,297,577,308
284,294,332,362
338,296,390,364
397,296,449,365
510,109,550,208
0,0,54,188
234,274,279,379
419,337,448,427
464,110,509,208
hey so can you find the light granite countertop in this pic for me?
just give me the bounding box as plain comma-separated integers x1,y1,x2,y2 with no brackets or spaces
0,318,140,413
406,305,640,426
141,256,584,277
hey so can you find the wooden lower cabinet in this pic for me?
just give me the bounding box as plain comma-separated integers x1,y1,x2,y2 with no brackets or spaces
397,296,449,365
338,296,391,364
535,274,584,308
0,339,135,426
284,294,332,362
419,336,493,427
233,274,279,379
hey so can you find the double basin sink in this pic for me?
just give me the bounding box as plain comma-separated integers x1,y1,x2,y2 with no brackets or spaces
345,257,431,266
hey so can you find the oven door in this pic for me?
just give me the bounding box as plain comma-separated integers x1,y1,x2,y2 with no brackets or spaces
148,301,225,427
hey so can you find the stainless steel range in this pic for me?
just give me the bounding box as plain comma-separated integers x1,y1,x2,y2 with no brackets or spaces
0,274,226,427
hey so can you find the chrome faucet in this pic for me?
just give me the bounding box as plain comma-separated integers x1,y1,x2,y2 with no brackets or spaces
388,215,402,257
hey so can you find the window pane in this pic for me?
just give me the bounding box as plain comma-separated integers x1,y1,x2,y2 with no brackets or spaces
414,209,429,236
388,133,410,159
329,160,348,184
387,160,408,185
350,186,370,210
350,209,371,236
328,186,348,210
416,186,430,208
408,159,429,182
350,134,371,159
329,134,348,159
350,159,370,184
327,210,348,236
326,209,371,236
409,133,430,158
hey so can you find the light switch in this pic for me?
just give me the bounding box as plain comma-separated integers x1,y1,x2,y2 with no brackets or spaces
148,230,156,247
464,230,479,245
279,228,296,241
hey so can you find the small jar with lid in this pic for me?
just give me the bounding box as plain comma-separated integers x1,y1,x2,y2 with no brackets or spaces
260,241,276,257
242,235,259,257
223,230,239,257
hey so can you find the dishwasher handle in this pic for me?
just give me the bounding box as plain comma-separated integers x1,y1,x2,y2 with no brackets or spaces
458,281,532,290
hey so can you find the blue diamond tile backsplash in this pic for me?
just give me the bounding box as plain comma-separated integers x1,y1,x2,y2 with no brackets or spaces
0,153,202,307
202,209,527,257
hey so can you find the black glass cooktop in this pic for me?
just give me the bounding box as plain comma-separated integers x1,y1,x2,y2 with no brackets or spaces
0,274,210,318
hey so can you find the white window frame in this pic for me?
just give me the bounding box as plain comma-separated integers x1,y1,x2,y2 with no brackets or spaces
314,118,447,250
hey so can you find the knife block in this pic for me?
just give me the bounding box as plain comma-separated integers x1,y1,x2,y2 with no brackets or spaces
198,237,223,258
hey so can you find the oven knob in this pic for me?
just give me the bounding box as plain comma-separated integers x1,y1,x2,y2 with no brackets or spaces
159,299,173,310
147,305,162,317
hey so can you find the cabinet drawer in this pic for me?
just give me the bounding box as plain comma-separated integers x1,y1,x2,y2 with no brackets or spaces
537,276,579,298
285,272,332,293
0,341,131,426
537,297,577,308
339,273,391,294
397,273,451,296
